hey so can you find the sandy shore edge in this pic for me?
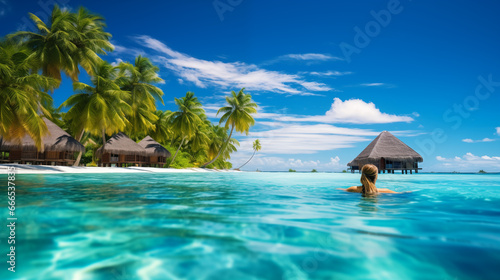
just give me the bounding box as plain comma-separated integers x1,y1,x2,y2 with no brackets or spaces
0,164,241,174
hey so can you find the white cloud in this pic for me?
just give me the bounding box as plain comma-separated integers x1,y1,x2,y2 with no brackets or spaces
134,36,332,96
361,83,385,87
462,138,495,143
112,43,144,57
309,71,352,76
496,127,500,136
434,153,500,172
280,53,342,61
110,58,123,66
326,156,342,167
275,98,414,124
436,156,446,161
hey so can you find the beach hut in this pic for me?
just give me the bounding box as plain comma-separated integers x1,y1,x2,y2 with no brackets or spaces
138,136,171,167
97,132,147,167
0,117,85,166
347,131,423,174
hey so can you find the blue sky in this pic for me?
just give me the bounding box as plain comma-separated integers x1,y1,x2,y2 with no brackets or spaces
1,0,500,171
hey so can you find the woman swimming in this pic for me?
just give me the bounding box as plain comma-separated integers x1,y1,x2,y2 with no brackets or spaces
338,164,399,194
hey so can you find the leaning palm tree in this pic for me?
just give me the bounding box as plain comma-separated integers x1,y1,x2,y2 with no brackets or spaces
168,92,205,167
0,42,57,150
237,139,261,170
201,88,257,168
116,56,164,140
10,5,113,85
206,124,239,166
60,61,130,165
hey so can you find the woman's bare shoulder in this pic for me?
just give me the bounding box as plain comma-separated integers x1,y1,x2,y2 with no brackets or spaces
346,186,362,192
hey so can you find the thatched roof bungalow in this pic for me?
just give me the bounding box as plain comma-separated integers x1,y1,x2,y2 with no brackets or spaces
348,131,423,174
138,136,171,167
0,117,85,166
97,132,147,167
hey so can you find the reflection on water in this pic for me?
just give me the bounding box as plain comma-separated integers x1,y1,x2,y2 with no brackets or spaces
1,172,500,280
357,195,379,213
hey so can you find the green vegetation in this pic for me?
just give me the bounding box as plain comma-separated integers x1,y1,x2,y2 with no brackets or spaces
479,170,487,174
342,170,347,173
0,5,257,169
237,139,261,170
311,169,317,173
289,169,296,172
201,88,257,168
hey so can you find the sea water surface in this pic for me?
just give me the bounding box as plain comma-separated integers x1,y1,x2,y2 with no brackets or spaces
1,172,500,280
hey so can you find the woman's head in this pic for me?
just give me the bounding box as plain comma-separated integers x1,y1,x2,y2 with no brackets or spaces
360,164,378,195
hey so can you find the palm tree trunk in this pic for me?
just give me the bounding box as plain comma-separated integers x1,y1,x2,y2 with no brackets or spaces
101,128,106,167
201,125,234,168
168,136,185,167
73,130,85,166
237,149,256,170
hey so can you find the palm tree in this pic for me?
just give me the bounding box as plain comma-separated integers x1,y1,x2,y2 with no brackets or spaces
10,5,113,85
60,61,130,165
116,56,164,140
0,42,57,150
168,92,205,166
70,7,114,77
149,110,172,144
206,124,239,167
237,139,261,170
201,88,257,168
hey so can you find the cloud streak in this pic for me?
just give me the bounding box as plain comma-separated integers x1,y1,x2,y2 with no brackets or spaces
309,71,353,77
134,36,333,96
360,83,386,87
280,53,343,61
462,138,495,143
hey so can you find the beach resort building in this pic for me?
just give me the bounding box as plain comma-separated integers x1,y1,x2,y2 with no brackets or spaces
138,136,171,167
0,117,85,166
97,132,148,167
347,131,423,174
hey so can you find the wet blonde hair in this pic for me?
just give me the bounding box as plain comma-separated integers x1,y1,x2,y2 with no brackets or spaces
360,164,378,195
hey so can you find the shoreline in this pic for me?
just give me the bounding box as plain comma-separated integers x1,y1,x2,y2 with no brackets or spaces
0,164,241,174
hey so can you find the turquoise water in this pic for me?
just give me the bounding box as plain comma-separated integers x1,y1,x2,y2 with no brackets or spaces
1,172,500,280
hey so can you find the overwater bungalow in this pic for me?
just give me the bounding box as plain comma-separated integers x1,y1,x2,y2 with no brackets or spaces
347,131,423,174
97,132,147,167
138,136,171,167
0,117,85,166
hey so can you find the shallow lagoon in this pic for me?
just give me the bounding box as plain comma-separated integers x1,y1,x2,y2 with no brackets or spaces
1,172,500,280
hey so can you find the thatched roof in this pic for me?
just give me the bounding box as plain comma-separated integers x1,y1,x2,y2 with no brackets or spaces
348,131,423,167
96,132,146,155
138,136,171,157
0,117,85,153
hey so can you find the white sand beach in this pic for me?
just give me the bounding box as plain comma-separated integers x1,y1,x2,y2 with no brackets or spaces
0,164,241,175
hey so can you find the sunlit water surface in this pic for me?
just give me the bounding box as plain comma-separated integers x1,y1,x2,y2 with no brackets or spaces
1,172,500,280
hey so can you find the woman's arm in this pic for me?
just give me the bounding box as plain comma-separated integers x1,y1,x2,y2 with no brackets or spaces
377,188,398,193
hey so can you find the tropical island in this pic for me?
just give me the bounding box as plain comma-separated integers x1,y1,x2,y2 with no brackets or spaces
0,5,259,171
